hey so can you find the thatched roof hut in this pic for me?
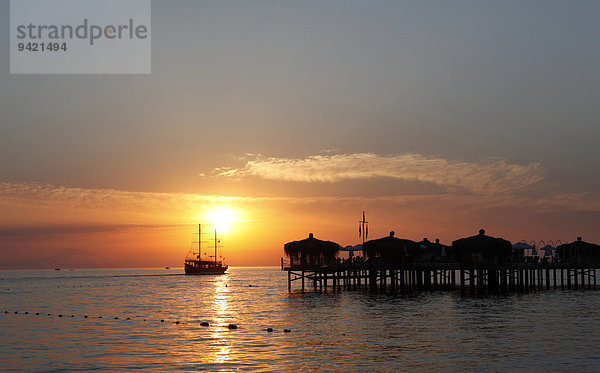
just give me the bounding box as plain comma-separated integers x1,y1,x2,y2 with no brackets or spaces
556,237,600,265
284,233,340,267
363,231,421,265
452,229,513,266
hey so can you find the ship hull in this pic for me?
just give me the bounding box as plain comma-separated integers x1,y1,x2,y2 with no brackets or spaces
184,267,228,275
184,261,228,275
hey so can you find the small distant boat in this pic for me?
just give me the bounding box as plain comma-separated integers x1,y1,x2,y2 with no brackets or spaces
165,266,170,270
184,224,228,275
54,268,60,271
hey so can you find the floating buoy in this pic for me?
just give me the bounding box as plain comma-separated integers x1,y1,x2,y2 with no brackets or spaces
98,316,102,318
36,313,39,315
266,328,273,332
70,315,74,318
47,313,51,316
126,317,130,320
84,315,88,318
175,321,180,325
248,285,253,287
59,314,63,317
161,319,165,323
283,329,291,333
25,312,29,314
114,317,119,320
4,311,7,313
14,311,18,314
228,324,238,329
200,322,209,327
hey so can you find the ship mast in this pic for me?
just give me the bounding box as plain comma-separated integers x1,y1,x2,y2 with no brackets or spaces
214,228,218,265
198,224,202,260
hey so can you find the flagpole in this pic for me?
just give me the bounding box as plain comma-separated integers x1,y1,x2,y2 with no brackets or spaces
358,211,368,257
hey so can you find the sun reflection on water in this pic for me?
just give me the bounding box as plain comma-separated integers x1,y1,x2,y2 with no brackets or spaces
209,275,231,364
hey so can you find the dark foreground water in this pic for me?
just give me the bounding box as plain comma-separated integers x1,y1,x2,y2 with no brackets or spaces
1,267,599,372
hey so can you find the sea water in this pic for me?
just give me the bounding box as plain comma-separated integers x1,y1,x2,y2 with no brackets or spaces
1,267,599,372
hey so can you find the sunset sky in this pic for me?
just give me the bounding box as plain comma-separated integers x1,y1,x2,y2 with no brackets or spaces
1,1,600,268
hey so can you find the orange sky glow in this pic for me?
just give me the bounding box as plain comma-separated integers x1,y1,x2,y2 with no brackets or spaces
2,2,600,269
1,176,598,269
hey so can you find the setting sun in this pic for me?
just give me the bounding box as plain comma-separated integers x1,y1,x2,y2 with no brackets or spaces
207,206,237,234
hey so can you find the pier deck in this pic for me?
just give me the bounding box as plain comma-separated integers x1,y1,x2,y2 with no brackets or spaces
282,261,599,295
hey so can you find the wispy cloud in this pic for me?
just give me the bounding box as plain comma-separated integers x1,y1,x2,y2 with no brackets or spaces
0,224,188,239
1,175,598,229
0,182,256,226
529,192,600,213
0,182,245,208
217,153,544,194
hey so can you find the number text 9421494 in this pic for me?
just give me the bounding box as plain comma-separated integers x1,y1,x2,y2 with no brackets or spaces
18,42,67,52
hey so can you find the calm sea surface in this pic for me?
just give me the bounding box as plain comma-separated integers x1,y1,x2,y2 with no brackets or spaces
1,267,599,372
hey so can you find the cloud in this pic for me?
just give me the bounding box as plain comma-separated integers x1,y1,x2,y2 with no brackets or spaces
529,192,600,213
1,174,598,231
0,181,245,210
0,224,188,239
217,153,544,194
0,181,261,228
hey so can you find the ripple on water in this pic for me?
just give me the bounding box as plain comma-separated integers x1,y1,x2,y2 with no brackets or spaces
1,267,600,371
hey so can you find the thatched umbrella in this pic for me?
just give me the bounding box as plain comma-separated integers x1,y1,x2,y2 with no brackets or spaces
419,238,452,262
284,233,340,267
556,237,600,265
540,244,556,257
512,241,534,259
339,244,362,258
512,241,534,250
363,231,420,265
452,229,512,266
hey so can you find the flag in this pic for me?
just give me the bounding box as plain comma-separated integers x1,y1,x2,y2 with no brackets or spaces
366,225,368,239
358,225,361,237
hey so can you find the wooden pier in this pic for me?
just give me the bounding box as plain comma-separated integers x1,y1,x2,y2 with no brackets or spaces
282,261,599,295
283,230,600,295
